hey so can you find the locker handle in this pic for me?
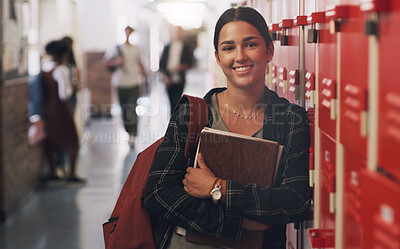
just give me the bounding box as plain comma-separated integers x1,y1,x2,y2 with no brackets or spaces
278,67,287,93
360,111,368,137
329,192,336,213
289,70,299,85
305,72,316,108
309,147,314,187
271,65,277,78
322,78,337,120
279,67,287,81
305,72,315,90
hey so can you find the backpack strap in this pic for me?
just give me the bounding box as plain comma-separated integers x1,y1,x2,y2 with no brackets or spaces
172,94,208,160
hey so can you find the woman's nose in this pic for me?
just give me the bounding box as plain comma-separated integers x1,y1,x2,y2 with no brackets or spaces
235,48,247,62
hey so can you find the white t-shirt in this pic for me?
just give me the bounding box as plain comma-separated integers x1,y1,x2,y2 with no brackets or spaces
41,60,72,101
104,44,143,88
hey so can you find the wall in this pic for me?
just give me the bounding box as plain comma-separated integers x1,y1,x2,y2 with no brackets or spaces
0,83,44,221
0,0,44,222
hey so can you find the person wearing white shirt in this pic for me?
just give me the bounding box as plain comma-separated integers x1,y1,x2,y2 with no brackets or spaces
103,26,147,145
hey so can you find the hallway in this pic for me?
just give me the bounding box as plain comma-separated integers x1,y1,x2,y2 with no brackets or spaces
0,70,208,249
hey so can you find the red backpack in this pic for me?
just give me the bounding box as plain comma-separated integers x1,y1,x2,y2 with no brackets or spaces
103,95,208,249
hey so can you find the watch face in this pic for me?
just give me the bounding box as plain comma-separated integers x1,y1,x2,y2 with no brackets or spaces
212,189,222,200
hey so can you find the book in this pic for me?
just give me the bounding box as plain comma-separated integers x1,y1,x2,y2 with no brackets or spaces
193,127,283,187
185,127,283,248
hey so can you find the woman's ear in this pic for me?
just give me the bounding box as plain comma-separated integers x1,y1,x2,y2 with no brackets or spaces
214,51,221,66
266,43,274,62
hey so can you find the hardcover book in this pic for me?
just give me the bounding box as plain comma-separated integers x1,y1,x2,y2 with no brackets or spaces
185,127,283,248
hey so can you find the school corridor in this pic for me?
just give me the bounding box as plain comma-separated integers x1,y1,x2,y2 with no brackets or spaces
0,71,208,249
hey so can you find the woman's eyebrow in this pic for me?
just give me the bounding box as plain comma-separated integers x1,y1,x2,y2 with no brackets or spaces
219,40,234,47
219,36,260,47
243,36,259,42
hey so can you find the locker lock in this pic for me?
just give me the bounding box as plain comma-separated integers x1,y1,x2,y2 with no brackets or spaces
307,12,325,43
364,14,379,36
326,5,351,33
279,19,293,46
308,24,319,43
270,23,281,41
360,0,391,37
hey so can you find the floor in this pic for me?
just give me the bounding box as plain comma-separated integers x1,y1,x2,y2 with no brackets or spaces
0,69,208,249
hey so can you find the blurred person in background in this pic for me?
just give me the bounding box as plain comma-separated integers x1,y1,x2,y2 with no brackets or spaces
159,26,193,114
41,39,85,183
61,36,81,114
102,26,147,146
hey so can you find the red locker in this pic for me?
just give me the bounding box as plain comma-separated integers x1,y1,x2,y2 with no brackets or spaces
269,0,300,103
318,1,339,139
361,171,400,249
277,18,298,102
340,5,368,158
342,148,365,249
304,8,322,111
270,22,281,94
378,0,400,180
318,131,336,245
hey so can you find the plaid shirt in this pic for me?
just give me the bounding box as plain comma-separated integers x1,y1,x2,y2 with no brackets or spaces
144,87,311,249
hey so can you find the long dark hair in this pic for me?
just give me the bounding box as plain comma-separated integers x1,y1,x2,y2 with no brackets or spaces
45,40,69,64
213,7,272,53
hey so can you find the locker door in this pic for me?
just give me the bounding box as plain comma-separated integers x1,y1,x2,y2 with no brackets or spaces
318,0,339,139
283,16,300,104
361,171,400,249
378,0,400,180
342,148,365,249
304,3,317,109
304,11,323,112
319,131,336,245
340,5,368,158
272,1,300,102
308,130,336,248
270,0,285,97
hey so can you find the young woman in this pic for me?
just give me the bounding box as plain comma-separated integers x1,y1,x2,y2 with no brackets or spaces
41,40,85,183
144,7,310,249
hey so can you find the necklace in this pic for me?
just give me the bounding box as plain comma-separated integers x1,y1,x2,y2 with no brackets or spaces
222,92,264,120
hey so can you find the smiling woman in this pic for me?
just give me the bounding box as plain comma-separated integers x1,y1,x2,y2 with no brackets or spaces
144,6,311,249
215,21,273,95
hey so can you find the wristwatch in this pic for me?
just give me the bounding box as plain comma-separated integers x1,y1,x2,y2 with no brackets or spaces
210,179,222,204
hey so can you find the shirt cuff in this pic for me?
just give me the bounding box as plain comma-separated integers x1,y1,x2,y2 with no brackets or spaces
225,180,246,217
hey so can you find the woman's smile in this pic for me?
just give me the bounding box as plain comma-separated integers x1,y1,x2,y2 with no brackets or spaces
233,65,254,72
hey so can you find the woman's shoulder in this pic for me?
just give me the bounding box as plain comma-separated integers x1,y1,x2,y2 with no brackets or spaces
265,87,306,114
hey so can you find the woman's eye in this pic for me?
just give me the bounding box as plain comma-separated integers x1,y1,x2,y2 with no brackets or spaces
246,42,257,48
222,46,234,51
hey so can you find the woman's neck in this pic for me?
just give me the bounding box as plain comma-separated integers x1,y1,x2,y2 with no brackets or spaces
223,85,265,111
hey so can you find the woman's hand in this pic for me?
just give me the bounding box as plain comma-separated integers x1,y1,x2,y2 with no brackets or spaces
183,153,216,199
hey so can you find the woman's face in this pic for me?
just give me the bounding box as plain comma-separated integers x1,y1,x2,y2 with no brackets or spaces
215,21,273,90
